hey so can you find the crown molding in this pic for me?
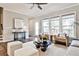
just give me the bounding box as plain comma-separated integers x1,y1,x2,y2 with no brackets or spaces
3,8,28,16
37,4,79,18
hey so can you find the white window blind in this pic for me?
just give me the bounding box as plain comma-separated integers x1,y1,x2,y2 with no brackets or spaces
61,14,75,37
41,13,76,37
50,17,60,34
42,19,49,33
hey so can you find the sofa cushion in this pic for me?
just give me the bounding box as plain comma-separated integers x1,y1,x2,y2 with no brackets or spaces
71,40,79,47
23,41,36,49
14,46,38,56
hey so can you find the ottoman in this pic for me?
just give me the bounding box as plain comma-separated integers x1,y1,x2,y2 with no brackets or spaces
23,41,36,48
7,41,22,56
14,46,39,56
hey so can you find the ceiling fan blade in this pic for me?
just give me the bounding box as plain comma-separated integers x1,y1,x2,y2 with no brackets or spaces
30,3,34,9
38,5,42,10
29,3,47,10
36,3,48,5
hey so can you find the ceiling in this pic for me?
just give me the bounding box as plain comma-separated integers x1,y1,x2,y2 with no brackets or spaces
0,3,78,18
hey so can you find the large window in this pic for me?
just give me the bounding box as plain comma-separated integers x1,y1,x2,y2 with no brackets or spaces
50,17,60,34
42,13,75,37
42,19,49,33
62,14,75,37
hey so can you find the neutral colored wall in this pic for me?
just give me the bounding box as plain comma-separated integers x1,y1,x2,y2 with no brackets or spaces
29,19,35,36
28,18,40,36
3,10,29,41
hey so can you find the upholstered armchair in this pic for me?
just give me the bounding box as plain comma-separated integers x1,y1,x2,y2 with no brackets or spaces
53,34,69,47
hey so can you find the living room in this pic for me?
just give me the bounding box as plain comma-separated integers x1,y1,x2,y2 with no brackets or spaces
0,3,79,56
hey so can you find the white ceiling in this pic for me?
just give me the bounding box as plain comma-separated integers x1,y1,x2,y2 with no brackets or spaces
0,3,78,18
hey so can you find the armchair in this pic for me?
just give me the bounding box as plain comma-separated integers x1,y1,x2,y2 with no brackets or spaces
53,34,69,47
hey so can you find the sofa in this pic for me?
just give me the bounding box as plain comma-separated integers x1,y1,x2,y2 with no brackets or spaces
66,40,79,56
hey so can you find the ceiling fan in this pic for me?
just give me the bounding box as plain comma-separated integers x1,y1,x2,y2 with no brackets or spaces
30,3,48,10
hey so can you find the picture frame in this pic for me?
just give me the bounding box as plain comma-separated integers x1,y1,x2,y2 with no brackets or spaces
13,18,24,29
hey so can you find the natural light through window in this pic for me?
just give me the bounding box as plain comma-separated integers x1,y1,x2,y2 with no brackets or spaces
50,17,60,34
35,22,39,35
62,14,75,37
42,19,49,34
42,13,75,37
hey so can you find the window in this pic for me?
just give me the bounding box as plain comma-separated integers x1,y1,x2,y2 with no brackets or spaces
42,19,49,33
50,17,60,34
62,14,75,37
35,22,39,35
41,13,76,37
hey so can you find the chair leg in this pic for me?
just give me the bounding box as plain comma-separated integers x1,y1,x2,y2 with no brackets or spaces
66,40,68,47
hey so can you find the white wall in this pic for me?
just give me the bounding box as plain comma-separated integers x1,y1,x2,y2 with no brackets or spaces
3,10,29,41
28,18,41,36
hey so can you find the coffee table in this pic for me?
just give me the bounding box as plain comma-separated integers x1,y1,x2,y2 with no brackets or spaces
33,40,51,56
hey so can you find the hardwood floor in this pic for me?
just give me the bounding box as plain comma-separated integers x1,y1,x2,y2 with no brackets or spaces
0,42,7,56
